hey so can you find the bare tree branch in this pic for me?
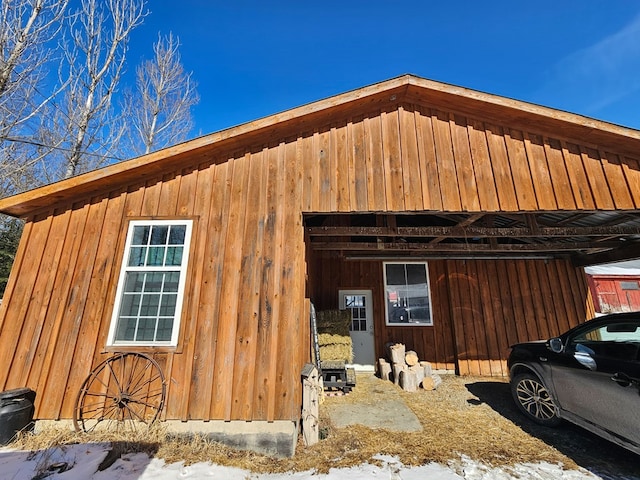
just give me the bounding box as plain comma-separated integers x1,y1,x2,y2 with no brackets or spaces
125,32,199,156
0,0,68,196
53,0,147,178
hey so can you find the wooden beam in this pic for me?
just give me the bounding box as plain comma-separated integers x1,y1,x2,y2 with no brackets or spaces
306,225,640,238
572,241,640,267
309,241,621,252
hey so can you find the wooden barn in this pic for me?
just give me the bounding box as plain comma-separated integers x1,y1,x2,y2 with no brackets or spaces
585,264,640,314
1,75,640,455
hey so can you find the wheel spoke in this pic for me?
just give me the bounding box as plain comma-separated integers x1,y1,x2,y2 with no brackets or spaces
516,378,556,422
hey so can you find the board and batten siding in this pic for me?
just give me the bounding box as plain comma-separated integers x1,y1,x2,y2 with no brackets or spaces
0,100,628,422
297,104,640,213
308,255,595,377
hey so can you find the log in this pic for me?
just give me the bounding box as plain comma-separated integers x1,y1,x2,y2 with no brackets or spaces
389,343,406,365
410,364,425,385
405,350,419,366
422,374,443,391
378,358,391,381
301,364,320,446
392,363,406,386
399,369,418,392
420,361,433,377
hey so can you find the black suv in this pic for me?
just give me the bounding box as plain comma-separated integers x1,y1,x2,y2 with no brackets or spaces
508,312,640,455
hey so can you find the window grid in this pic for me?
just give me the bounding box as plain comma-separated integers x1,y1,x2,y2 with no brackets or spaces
108,220,192,346
345,294,367,332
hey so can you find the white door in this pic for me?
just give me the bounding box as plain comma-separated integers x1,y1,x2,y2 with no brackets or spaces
339,290,375,371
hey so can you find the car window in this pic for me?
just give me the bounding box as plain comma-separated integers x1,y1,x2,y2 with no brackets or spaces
570,320,640,362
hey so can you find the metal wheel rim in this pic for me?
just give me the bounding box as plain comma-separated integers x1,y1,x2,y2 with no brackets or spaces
516,378,556,421
73,352,166,433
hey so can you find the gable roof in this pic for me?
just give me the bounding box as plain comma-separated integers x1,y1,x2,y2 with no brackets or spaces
2,74,640,218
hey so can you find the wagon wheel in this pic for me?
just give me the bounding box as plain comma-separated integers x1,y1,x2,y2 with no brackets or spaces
73,352,166,433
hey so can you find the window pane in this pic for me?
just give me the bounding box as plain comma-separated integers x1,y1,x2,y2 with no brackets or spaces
132,226,149,245
165,246,183,266
385,264,406,286
169,225,186,245
124,272,145,293
156,318,173,341
146,246,165,266
150,226,168,245
137,318,156,341
119,293,141,316
115,318,137,341
159,294,177,316
164,271,180,292
128,247,146,267
145,272,164,292
139,294,160,316
406,263,427,285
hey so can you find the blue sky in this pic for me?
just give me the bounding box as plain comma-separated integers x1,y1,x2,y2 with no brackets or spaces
125,1,640,137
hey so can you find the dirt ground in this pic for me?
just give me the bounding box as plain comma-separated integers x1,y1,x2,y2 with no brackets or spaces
315,374,639,479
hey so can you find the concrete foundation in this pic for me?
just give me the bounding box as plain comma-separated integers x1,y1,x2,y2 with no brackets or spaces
165,420,298,458
35,419,298,458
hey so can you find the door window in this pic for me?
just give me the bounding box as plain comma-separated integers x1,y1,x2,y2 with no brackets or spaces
344,294,367,332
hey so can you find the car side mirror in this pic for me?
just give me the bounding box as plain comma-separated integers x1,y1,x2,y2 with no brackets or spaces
548,337,563,353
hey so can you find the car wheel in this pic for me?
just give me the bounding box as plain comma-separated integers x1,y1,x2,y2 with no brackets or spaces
511,372,561,426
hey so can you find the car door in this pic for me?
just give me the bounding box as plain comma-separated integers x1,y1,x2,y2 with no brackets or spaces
548,318,640,446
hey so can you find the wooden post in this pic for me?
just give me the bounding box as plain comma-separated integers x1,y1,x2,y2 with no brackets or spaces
301,364,320,446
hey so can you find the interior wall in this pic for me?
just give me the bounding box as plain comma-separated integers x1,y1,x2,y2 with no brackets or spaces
307,253,595,376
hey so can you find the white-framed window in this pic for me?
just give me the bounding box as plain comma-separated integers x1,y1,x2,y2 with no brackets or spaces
383,262,433,326
107,219,193,346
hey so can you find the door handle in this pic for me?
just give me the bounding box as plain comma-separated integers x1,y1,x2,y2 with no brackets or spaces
574,352,597,370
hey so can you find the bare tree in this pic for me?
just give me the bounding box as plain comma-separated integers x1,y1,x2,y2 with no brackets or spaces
0,0,68,196
125,33,199,156
52,0,147,179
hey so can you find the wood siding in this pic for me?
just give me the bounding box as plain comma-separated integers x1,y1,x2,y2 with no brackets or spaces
308,255,595,376
0,100,623,422
588,275,640,314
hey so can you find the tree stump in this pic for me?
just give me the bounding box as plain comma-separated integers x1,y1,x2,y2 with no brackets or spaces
410,364,425,385
378,358,391,381
420,361,433,377
399,369,418,392
392,363,406,386
389,343,406,365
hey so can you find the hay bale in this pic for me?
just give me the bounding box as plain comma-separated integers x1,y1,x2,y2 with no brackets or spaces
319,344,353,363
318,333,352,346
316,310,351,336
316,310,353,362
